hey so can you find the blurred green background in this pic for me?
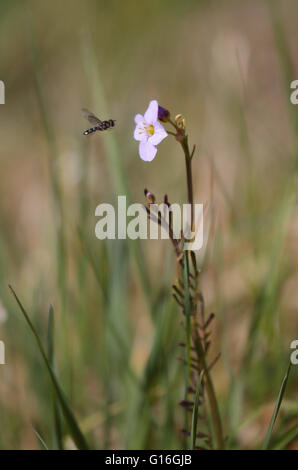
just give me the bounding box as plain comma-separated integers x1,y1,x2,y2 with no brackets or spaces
0,0,297,449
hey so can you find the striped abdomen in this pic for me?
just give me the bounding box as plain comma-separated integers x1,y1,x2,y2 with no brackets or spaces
83,119,115,135
83,126,102,135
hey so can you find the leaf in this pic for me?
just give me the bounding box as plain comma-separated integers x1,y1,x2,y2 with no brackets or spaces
183,251,192,442
190,372,204,450
184,251,191,384
263,362,292,450
80,32,154,321
272,422,298,450
9,285,89,450
47,306,63,450
32,427,49,450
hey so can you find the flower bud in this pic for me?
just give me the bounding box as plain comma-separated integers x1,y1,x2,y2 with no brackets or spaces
158,105,170,122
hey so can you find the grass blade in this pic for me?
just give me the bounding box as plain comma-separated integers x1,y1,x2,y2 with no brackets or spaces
32,427,49,450
190,372,204,450
9,285,89,450
80,32,154,321
183,251,191,443
272,422,298,450
262,362,292,450
47,306,64,450
184,252,191,387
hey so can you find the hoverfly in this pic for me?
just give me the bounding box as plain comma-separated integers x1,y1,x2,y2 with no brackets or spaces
82,108,116,135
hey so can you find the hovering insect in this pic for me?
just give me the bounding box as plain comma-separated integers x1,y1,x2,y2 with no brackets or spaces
82,108,116,135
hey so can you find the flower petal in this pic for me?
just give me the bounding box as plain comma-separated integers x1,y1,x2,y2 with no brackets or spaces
134,123,148,142
148,121,168,145
139,141,157,161
144,100,158,124
134,113,144,124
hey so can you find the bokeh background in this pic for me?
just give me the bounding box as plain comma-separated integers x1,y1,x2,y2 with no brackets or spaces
0,0,297,449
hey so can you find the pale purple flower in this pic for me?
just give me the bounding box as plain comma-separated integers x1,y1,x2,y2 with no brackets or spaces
134,100,168,161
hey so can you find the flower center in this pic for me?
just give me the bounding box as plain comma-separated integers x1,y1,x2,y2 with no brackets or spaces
145,124,155,137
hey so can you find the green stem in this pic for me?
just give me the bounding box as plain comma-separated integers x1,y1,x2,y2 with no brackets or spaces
180,133,225,450
193,328,224,449
180,136,194,229
183,250,191,439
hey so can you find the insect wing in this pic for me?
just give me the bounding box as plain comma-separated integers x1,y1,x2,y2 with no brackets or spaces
82,108,102,125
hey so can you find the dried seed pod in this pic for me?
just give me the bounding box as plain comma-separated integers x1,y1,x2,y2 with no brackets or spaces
144,188,156,204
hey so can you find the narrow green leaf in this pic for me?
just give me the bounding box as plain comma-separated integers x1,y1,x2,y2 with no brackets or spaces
9,285,89,450
80,33,154,321
263,362,292,450
47,306,63,450
32,427,49,450
184,252,191,386
183,251,191,441
272,422,298,450
190,372,204,450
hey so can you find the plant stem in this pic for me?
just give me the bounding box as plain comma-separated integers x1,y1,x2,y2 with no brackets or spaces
183,250,192,440
179,133,225,450
193,328,225,449
180,136,194,229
